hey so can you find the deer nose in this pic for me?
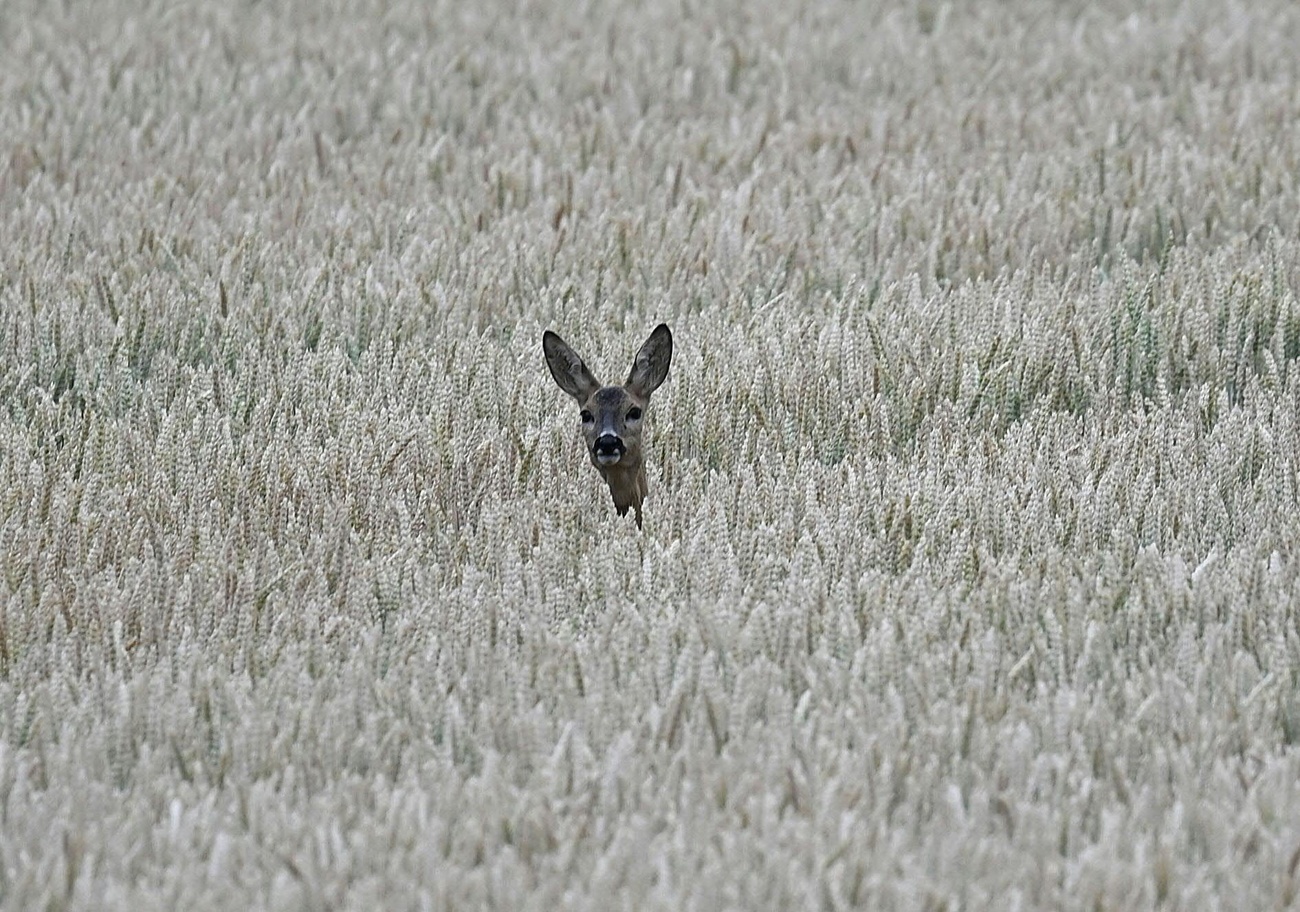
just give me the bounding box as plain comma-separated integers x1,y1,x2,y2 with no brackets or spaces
594,434,625,456
593,434,625,465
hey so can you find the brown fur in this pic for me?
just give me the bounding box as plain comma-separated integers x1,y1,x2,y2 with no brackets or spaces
542,324,673,528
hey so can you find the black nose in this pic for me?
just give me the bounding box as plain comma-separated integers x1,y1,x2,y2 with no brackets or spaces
594,434,625,456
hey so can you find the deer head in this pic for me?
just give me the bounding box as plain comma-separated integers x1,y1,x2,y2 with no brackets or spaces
542,324,673,528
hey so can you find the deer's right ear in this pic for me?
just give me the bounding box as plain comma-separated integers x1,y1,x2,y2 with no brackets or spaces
626,323,673,399
543,330,600,402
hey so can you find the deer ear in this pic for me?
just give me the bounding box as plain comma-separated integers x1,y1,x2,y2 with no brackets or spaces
626,324,672,399
543,330,600,402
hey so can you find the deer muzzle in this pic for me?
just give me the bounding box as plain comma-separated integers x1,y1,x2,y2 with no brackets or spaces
593,434,625,466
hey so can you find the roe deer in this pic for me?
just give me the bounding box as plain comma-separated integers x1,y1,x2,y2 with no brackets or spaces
542,324,673,528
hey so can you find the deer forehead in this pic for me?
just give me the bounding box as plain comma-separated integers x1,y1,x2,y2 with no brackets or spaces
586,386,641,413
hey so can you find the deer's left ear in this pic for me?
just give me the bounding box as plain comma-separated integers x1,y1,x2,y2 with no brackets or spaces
543,330,601,403
626,324,672,399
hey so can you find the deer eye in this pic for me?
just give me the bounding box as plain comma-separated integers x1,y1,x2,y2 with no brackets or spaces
626,407,643,421
580,410,594,424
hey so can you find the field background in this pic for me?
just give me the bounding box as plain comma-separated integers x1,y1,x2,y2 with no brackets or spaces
4,0,1300,908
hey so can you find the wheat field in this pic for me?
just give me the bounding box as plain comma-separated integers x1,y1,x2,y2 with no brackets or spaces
3,0,1300,908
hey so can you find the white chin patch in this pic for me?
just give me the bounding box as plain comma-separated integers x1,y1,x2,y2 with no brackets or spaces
595,453,622,466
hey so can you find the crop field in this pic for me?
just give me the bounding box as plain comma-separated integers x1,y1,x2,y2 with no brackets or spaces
4,0,1300,908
